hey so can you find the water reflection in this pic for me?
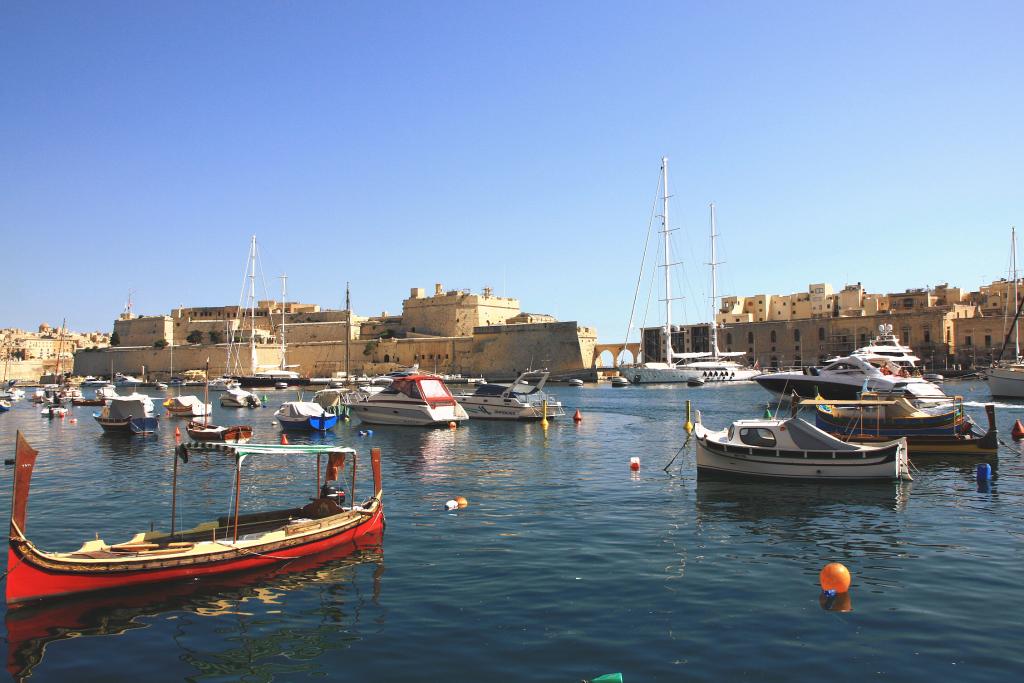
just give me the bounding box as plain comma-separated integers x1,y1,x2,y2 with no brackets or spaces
6,537,384,681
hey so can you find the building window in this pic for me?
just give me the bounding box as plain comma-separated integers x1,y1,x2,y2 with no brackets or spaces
818,327,825,341
770,330,776,343
924,329,931,343
903,298,914,309
965,336,972,347
748,332,754,344
985,335,992,348
793,329,800,342
726,333,732,345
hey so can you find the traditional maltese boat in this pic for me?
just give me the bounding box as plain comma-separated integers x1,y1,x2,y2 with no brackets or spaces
809,397,998,456
163,395,212,417
693,414,912,481
5,432,384,606
185,421,253,443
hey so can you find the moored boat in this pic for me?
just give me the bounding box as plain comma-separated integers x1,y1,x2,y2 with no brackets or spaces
163,395,212,417
456,370,566,421
219,387,262,408
185,421,253,443
93,394,158,434
693,414,911,481
5,433,384,605
343,374,468,426
809,397,997,456
275,401,339,431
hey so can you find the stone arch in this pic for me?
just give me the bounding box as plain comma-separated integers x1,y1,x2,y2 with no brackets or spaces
597,350,616,368
383,354,390,363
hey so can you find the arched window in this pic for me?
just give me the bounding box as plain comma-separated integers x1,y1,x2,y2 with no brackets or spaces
383,354,390,363
770,330,777,343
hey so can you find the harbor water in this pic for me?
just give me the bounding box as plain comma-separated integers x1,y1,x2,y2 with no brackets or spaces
1,380,1022,681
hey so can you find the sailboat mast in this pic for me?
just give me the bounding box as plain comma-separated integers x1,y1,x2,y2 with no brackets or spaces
709,203,720,359
1013,226,1019,359
279,274,288,370
661,157,673,365
345,282,351,383
248,235,257,375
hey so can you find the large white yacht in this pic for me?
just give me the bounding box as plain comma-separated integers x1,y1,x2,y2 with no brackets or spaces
829,324,921,371
754,354,947,402
621,167,756,384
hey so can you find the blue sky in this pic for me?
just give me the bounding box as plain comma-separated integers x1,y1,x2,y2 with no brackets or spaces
3,1,1021,343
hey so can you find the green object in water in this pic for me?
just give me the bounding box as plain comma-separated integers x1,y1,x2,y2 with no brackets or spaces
763,403,772,419
590,675,623,683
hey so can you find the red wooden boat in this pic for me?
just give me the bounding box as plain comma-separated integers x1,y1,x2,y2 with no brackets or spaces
6,432,384,606
185,420,253,443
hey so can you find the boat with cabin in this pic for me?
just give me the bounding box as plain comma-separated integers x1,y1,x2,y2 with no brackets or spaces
93,394,159,433
693,414,912,481
5,433,383,605
275,401,339,431
163,395,212,417
344,374,469,426
754,354,947,402
219,387,262,408
831,324,921,371
808,397,997,456
456,370,566,421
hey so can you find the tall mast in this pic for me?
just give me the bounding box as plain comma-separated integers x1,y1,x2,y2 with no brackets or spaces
248,235,257,375
1014,226,1019,359
345,282,351,382
279,273,288,370
661,157,673,365
709,203,720,359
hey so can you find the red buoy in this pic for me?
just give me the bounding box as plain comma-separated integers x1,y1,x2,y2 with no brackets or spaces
1013,419,1024,440
281,433,289,445
573,409,582,423
629,457,640,471
174,425,181,439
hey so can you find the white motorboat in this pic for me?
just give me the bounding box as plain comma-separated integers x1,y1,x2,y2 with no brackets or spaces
114,373,143,388
456,370,566,421
827,324,922,371
567,378,584,387
754,354,947,402
609,376,630,387
81,376,110,388
694,414,911,481
220,387,262,408
163,395,213,417
95,385,119,401
208,376,241,391
344,374,468,426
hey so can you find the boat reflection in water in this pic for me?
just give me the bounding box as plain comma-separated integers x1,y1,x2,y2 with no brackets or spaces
6,535,384,681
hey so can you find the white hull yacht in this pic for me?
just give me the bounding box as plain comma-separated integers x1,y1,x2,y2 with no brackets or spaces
456,370,565,421
754,355,947,402
345,374,468,426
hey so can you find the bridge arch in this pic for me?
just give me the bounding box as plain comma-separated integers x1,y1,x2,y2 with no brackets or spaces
592,342,641,368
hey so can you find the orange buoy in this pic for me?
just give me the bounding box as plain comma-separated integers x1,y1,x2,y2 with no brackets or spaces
174,425,181,438
573,409,582,423
629,457,640,471
69,418,77,424
819,562,852,593
454,495,469,508
280,433,289,445
1012,419,1024,440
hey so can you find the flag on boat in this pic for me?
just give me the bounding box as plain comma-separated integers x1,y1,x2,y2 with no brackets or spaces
752,359,761,371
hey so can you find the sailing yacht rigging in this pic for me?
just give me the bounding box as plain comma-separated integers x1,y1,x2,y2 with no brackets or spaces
624,162,757,384
986,226,1024,397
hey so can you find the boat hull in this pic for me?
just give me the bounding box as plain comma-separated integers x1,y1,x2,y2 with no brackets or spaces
986,366,1024,398
458,399,566,421
5,507,384,606
93,415,158,434
349,403,468,426
695,432,907,481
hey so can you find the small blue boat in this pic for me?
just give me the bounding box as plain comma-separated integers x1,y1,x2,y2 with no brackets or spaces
309,414,339,431
275,401,338,432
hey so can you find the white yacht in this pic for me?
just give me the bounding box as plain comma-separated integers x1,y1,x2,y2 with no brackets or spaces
114,373,143,388
344,374,469,426
456,370,565,421
829,324,921,371
219,387,262,408
208,376,241,391
621,167,756,384
754,354,947,402
986,227,1024,398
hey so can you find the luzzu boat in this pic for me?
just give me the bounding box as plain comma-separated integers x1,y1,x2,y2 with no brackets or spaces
809,397,998,456
693,414,912,481
5,433,384,606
